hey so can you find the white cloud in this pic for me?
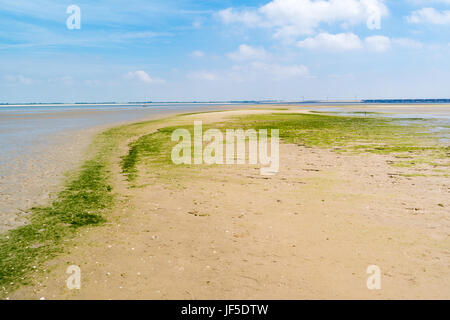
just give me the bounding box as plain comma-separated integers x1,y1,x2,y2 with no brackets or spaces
187,71,217,81
190,50,205,58
224,44,308,80
3,74,33,85
227,44,270,61
218,8,263,26
297,33,402,52
218,0,388,39
186,61,309,84
297,32,363,51
365,35,391,52
407,0,450,5
407,7,450,24
392,38,423,48
124,70,164,84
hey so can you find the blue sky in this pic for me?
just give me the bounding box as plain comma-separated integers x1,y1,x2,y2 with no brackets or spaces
1,0,450,103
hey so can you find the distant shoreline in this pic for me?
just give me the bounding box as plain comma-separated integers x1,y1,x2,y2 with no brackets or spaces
3,99,450,107
0,102,243,108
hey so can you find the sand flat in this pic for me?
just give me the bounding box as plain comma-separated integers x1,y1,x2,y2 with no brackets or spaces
8,109,449,299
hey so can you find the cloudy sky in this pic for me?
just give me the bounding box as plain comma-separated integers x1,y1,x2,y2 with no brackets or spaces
1,0,450,103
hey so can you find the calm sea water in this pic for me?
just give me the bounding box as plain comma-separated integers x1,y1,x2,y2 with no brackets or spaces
0,103,240,171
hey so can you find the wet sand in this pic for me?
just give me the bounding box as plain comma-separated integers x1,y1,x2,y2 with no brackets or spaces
0,126,95,233
0,109,168,233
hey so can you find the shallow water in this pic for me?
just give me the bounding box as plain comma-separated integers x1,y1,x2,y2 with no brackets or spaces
307,106,450,119
306,105,450,144
0,103,237,169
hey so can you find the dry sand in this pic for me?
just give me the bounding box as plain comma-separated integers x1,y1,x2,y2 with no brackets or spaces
8,109,449,300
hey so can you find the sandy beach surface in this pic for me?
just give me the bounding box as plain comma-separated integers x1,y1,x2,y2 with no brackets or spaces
7,107,449,300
